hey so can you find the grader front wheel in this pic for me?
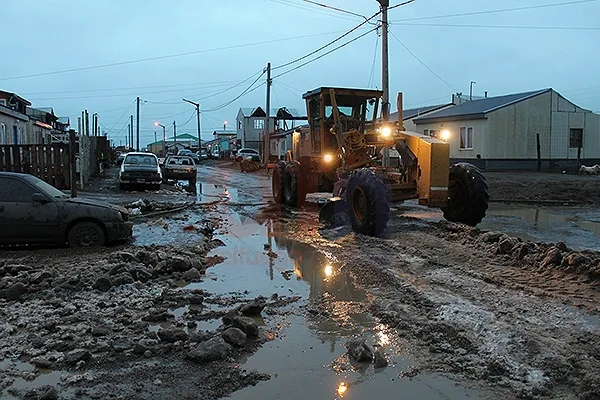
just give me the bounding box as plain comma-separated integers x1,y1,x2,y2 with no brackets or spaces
345,169,390,236
272,161,286,204
441,162,489,226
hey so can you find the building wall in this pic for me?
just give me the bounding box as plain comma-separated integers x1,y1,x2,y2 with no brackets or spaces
0,113,26,144
236,114,276,149
415,90,600,170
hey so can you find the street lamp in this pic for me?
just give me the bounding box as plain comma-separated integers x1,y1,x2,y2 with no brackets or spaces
183,98,201,151
154,122,166,157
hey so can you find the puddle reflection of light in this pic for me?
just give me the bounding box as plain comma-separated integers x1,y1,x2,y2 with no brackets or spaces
324,264,333,277
337,382,348,397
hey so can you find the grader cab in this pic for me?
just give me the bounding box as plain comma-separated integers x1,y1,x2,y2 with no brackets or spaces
272,87,489,236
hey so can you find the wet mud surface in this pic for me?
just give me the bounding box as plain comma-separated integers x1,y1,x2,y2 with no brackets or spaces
2,163,600,399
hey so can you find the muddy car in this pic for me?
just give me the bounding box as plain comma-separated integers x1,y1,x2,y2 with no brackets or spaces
119,152,162,190
161,155,197,185
0,172,132,247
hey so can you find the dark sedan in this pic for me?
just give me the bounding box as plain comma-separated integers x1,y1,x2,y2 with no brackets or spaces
0,172,133,247
119,152,162,190
161,155,197,185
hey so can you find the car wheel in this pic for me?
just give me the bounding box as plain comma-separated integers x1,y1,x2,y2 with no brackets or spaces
67,221,106,247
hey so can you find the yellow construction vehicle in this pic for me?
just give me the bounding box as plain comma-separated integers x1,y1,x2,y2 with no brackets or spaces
272,87,489,236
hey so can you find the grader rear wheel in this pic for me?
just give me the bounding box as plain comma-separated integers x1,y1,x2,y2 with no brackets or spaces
441,162,489,226
345,169,390,236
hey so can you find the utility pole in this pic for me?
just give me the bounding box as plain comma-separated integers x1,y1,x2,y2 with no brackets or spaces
183,98,201,150
264,62,272,164
130,115,134,151
470,81,476,101
173,120,177,153
127,124,131,149
136,96,140,151
378,0,390,121
154,131,157,145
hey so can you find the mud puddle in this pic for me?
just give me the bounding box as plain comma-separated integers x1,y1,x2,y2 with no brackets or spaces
394,201,600,250
196,182,265,206
187,209,481,399
0,359,69,400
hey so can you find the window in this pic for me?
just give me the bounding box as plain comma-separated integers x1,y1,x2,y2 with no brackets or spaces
0,99,6,106
0,178,35,202
253,119,264,130
238,120,242,130
570,128,583,148
0,123,6,145
459,126,474,150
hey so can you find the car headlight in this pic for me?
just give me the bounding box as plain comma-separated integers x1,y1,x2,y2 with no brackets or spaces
323,153,334,163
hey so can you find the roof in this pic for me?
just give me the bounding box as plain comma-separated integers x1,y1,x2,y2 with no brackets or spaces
0,91,31,106
389,104,451,122
414,89,551,123
57,117,70,125
37,107,55,115
302,87,383,100
238,106,305,119
147,133,199,146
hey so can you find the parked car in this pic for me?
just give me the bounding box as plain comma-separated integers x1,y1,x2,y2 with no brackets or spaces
235,148,260,162
198,149,209,161
211,147,221,159
0,172,132,247
118,152,162,191
161,155,197,185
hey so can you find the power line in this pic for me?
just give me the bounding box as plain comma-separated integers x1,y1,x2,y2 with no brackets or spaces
367,31,380,88
389,0,418,10
0,30,361,82
302,0,374,21
389,30,458,92
390,0,597,22
397,22,600,30
107,99,136,136
273,12,379,70
203,72,266,112
273,27,378,79
269,0,361,22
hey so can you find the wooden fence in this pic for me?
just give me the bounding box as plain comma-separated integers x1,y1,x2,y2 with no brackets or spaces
0,144,71,189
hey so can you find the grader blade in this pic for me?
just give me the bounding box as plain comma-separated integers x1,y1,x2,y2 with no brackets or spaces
318,197,346,226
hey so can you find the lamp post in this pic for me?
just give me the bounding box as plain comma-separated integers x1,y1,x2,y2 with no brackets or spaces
154,122,166,157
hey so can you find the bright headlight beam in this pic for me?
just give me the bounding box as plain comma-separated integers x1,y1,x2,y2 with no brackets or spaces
323,153,333,163
441,130,451,141
381,126,392,137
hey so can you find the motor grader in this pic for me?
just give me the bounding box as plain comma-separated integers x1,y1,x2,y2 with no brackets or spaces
271,87,489,236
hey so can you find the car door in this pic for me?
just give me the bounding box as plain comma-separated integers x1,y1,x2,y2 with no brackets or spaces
0,176,61,243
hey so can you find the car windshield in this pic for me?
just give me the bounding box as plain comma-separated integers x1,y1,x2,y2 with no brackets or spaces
166,156,194,165
31,178,69,198
124,154,157,166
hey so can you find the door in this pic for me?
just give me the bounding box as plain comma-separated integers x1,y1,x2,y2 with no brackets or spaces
0,177,61,243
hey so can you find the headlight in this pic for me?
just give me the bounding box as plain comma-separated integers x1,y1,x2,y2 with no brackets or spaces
381,126,392,137
441,130,451,141
323,153,334,163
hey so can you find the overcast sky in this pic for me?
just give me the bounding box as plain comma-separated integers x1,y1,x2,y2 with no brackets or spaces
1,0,598,147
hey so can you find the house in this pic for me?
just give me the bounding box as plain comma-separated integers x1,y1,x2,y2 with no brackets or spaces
0,90,30,144
411,88,600,170
390,103,453,131
236,107,277,150
236,107,306,152
212,129,236,154
26,107,58,144
147,133,198,156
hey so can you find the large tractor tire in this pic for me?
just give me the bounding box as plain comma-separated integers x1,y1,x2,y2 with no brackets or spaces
441,162,489,226
272,161,286,204
345,169,390,236
283,161,306,207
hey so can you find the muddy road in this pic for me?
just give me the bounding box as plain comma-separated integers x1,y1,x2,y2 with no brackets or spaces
1,163,600,399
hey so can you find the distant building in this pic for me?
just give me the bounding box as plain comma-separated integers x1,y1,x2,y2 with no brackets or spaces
147,133,198,156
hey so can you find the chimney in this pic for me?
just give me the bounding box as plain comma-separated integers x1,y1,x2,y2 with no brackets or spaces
484,91,488,98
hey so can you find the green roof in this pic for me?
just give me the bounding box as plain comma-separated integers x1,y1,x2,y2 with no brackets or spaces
147,133,199,146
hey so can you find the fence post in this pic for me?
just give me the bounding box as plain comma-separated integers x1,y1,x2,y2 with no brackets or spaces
69,130,77,198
